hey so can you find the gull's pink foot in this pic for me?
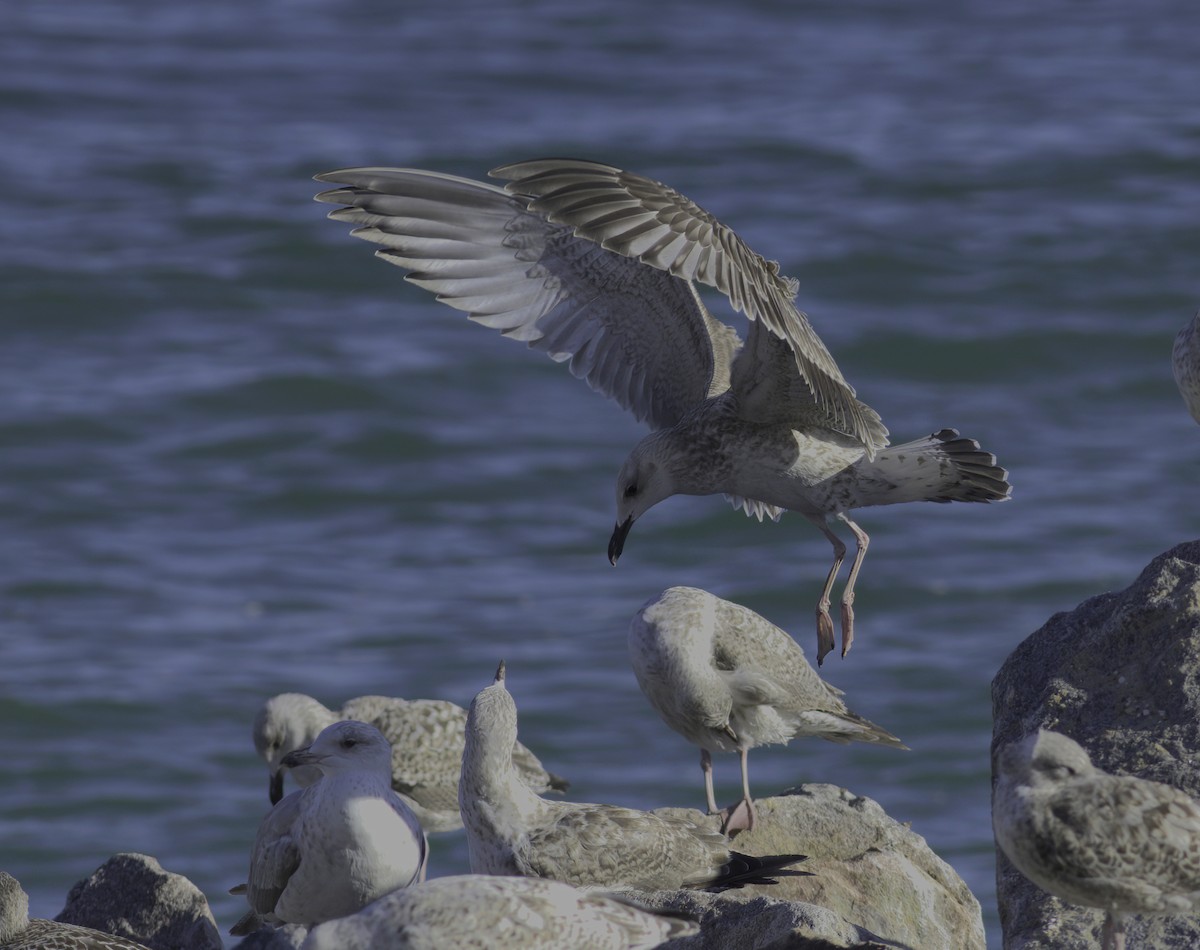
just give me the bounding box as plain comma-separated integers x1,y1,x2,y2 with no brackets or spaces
718,798,756,836
840,600,855,658
816,607,836,666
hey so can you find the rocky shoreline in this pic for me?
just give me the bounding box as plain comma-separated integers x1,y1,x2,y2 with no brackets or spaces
10,542,1200,949
13,780,986,950
992,539,1200,949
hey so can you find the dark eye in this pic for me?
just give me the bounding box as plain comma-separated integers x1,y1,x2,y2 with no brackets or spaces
623,483,638,498
339,737,358,749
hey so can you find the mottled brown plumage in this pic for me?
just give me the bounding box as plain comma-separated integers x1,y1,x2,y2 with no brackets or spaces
253,692,567,831
994,729,1200,950
459,663,806,892
1173,308,1200,425
630,586,905,832
0,873,150,950
300,875,698,950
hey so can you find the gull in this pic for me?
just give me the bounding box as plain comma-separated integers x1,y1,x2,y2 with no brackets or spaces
299,874,699,950
629,586,906,834
1173,308,1200,424
315,158,1011,662
0,872,151,949
252,692,569,832
231,721,426,933
993,728,1200,950
459,662,807,892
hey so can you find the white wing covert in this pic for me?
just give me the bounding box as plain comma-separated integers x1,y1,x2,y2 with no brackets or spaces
314,167,734,430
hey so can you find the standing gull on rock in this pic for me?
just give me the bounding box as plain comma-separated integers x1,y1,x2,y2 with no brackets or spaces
0,872,151,950
993,728,1200,950
316,158,1011,661
300,874,698,950
1173,308,1200,424
459,661,807,892
232,721,426,934
253,691,568,832
630,586,906,834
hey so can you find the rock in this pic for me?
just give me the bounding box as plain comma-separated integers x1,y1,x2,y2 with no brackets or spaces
991,540,1200,949
224,783,977,950
1,870,153,949
55,853,221,950
646,890,888,950
646,785,985,950
229,923,308,950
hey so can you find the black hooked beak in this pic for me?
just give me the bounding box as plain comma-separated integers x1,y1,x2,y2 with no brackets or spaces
281,747,318,770
608,516,634,565
268,770,284,805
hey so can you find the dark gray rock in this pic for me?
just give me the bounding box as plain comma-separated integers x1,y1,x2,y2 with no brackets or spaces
991,540,1200,949
228,923,307,950
55,853,220,950
644,785,984,950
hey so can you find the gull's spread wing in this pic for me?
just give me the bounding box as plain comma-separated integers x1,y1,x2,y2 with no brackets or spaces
491,158,888,456
315,167,741,430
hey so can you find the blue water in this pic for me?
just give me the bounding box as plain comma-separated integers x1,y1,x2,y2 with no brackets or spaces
3,1,1199,946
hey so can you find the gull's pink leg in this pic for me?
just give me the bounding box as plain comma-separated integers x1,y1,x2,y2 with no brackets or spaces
836,513,870,658
700,748,720,815
719,747,756,836
1102,913,1126,950
811,520,847,665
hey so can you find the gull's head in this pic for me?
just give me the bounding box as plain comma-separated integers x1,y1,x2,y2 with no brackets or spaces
610,438,679,565
253,693,335,804
281,720,393,778
464,660,519,756
997,728,1096,790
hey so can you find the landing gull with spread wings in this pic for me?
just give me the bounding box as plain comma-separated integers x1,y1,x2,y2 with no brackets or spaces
316,159,1011,661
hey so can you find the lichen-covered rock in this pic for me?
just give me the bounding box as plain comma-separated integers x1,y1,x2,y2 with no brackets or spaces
991,540,1200,949
646,785,985,950
55,853,220,950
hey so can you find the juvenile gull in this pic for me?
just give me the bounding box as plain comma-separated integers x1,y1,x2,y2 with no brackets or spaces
459,661,807,891
630,586,906,834
232,721,426,933
993,728,1200,950
0,872,150,950
300,874,699,950
1173,308,1200,424
253,691,569,831
316,158,1011,662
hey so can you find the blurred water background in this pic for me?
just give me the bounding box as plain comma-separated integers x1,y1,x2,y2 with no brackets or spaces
2,0,1199,945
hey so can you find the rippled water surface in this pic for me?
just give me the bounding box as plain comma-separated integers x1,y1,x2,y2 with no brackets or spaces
3,1,1200,945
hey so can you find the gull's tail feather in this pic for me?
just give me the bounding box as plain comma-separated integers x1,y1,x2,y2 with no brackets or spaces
545,770,571,794
855,428,1011,507
705,851,810,891
818,709,909,751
